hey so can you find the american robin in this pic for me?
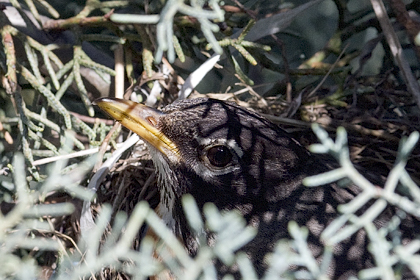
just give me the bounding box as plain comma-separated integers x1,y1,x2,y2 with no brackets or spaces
95,97,417,279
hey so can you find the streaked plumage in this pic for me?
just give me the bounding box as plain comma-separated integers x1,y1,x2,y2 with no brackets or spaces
96,97,418,279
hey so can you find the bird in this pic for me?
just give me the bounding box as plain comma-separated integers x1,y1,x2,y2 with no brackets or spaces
95,97,417,279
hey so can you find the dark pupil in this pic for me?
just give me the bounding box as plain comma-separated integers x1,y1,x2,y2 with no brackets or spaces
207,146,233,167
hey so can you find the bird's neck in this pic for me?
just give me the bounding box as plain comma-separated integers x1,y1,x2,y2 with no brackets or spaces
147,146,179,231
148,147,204,255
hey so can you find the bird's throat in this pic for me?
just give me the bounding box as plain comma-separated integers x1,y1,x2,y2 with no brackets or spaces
148,144,182,235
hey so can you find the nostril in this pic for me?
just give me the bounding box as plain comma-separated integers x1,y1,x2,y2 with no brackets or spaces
146,116,158,127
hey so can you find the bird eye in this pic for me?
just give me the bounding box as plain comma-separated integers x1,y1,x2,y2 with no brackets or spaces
206,145,233,168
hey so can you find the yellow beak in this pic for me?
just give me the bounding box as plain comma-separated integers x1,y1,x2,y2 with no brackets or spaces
95,98,180,158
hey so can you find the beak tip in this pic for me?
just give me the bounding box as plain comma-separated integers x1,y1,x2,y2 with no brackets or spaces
93,97,110,106
94,98,122,110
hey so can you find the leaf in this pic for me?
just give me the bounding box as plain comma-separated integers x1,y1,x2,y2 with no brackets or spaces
235,0,324,42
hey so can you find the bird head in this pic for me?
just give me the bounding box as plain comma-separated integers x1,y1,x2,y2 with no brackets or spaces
96,97,412,279
95,97,323,248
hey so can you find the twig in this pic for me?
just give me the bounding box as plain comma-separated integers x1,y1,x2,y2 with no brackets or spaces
370,0,420,110
43,9,114,30
80,134,140,237
306,44,349,99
